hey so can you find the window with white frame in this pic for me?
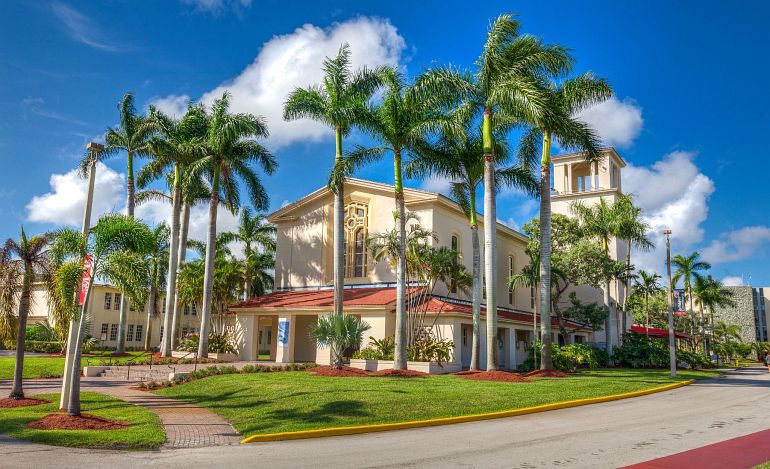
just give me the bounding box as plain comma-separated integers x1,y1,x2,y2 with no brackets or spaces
135,325,143,342
109,324,118,341
104,292,112,310
114,293,122,310
191,303,197,315
100,323,108,340
184,305,190,315
127,325,134,341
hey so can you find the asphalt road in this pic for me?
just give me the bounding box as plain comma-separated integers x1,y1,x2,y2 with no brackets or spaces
2,367,769,469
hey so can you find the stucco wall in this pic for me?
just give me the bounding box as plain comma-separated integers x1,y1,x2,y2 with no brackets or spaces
713,286,758,343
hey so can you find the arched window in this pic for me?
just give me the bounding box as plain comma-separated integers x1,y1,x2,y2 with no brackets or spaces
451,235,458,252
343,201,369,278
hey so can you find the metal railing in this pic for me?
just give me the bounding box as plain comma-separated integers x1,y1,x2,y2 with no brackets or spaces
125,350,154,381
168,350,198,375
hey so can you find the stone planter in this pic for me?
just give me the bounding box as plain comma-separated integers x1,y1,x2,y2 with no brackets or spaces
349,358,461,375
171,350,238,362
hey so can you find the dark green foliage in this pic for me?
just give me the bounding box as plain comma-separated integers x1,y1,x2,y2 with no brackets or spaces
25,323,58,342
612,332,670,368
22,340,65,354
563,293,608,331
353,335,454,365
177,332,236,354
521,341,607,371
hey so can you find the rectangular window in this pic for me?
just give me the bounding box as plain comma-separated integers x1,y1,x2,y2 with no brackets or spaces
109,324,118,341
160,326,164,342
182,326,189,337
462,327,467,346
508,255,514,305
135,325,143,343
354,229,365,277
100,323,108,340
104,293,112,310
191,303,197,315
127,325,134,342
114,293,122,310
184,305,190,315
530,286,536,309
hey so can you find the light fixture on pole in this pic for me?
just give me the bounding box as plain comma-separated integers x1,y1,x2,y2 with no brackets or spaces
663,229,677,378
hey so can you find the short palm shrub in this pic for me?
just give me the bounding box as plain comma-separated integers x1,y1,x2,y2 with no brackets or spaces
177,332,236,354
523,341,607,371
310,314,371,369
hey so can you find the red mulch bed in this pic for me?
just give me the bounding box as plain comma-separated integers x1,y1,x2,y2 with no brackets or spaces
26,412,129,431
0,397,51,408
524,369,570,378
454,370,532,383
306,365,371,377
371,368,428,377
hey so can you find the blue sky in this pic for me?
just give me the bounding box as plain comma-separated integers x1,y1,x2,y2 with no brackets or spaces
1,0,769,284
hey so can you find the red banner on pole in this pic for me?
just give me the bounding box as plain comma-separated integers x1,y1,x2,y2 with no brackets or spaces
79,255,94,306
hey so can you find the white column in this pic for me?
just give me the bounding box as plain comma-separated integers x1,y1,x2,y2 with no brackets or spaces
567,164,573,193
274,314,296,363
507,328,517,371
234,315,255,361
590,162,596,191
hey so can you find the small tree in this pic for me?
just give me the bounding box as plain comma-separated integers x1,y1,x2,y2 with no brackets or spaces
310,314,371,369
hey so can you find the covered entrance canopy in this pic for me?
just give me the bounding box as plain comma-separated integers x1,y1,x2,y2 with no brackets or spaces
630,325,690,340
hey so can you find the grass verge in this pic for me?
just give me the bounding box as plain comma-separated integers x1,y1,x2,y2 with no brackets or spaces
0,392,165,449
156,368,720,438
0,352,147,379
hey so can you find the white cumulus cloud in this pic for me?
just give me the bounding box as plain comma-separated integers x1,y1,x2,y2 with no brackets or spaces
721,275,745,287
152,17,406,149
420,175,453,195
149,94,190,119
26,162,124,226
702,226,770,264
576,96,643,148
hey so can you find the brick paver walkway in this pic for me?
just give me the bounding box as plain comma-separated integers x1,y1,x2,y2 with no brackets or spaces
0,377,242,448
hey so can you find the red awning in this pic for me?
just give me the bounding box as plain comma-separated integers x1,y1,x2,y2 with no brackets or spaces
631,325,689,339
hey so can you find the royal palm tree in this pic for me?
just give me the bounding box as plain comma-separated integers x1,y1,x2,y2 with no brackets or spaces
672,251,711,351
406,125,535,370
4,228,50,399
571,197,623,356
0,248,20,344
694,275,736,354
517,72,611,369
144,223,170,351
634,270,662,337
190,92,275,358
283,43,384,320
51,214,153,415
220,208,276,300
103,93,154,354
416,14,570,370
330,68,445,369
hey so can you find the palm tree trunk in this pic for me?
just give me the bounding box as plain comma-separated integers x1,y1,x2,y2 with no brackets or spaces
115,151,137,354
622,239,632,344
60,158,96,409
67,276,94,417
482,109,498,371
538,131,553,370
470,190,481,371
393,150,407,370
9,263,32,399
244,243,252,301
145,285,156,351
171,202,190,350
645,293,650,337
162,168,182,356
604,281,612,356
198,166,220,359
115,295,128,354
333,127,345,322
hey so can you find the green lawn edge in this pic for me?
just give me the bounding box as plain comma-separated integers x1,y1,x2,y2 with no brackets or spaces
0,352,147,379
155,368,721,438
0,391,165,449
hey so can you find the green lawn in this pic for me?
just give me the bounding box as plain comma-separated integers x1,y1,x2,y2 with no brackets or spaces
156,368,720,437
0,352,146,379
0,392,165,449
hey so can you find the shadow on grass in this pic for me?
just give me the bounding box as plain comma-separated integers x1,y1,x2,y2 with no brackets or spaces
243,399,370,434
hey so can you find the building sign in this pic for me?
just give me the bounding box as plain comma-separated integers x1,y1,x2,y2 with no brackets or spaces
277,319,290,347
673,289,686,316
79,255,94,306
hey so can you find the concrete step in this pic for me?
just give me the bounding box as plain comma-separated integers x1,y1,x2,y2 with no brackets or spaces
98,366,171,382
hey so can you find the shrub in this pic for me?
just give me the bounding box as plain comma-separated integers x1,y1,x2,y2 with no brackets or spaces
26,323,58,342
241,364,256,373
407,336,454,366
310,314,371,368
521,341,606,371
23,340,65,354
178,332,236,354
613,332,670,368
677,349,714,369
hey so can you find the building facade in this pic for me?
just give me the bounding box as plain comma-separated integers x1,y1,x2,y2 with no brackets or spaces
713,286,770,344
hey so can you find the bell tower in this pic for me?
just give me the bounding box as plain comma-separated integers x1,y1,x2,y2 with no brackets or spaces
551,147,626,217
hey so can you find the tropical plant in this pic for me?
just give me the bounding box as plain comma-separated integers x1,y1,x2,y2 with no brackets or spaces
693,274,735,354
613,331,669,368
672,251,711,352
143,223,170,351
177,331,236,354
50,213,153,415
0,249,21,343
408,120,536,371
220,207,276,300
283,43,384,322
4,228,50,399
416,14,571,370
408,336,454,366
189,92,275,358
634,270,663,335
310,314,371,369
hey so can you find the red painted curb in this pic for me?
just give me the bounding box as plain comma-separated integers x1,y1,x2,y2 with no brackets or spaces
621,428,770,469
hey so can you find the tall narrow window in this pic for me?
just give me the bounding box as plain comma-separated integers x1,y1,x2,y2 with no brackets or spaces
184,305,190,315
354,229,365,278
508,255,514,305
109,324,118,341
104,293,112,310
530,286,536,309
127,325,134,342
451,235,458,252
114,293,122,310
135,325,143,343
191,303,197,315
100,323,108,340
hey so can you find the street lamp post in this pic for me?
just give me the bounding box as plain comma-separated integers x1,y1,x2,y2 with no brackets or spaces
663,229,677,378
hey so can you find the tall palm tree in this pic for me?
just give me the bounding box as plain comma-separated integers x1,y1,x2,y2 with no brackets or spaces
406,125,536,370
0,248,21,344
220,208,276,300
4,228,50,399
416,15,570,370
139,104,207,356
104,93,154,354
284,44,383,321
50,214,153,415
190,92,275,358
613,195,652,337
694,274,736,354
634,270,663,336
144,223,170,351
517,73,611,369
672,251,711,351
330,68,444,369
571,197,623,356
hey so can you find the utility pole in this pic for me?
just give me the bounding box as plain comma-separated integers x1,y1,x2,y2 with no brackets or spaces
60,142,102,409
663,229,677,378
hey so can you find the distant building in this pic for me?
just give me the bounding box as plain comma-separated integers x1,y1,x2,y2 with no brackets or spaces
713,286,770,343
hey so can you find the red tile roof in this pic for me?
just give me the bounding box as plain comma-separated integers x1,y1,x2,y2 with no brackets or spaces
231,287,591,331
630,325,690,339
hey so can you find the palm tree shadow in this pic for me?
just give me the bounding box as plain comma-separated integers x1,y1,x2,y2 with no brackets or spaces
244,399,370,434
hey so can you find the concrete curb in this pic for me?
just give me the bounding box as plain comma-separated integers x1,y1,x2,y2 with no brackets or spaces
241,378,696,444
